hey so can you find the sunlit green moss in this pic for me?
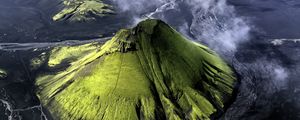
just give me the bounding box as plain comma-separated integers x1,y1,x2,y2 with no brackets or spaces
47,43,102,67
0,68,7,79
35,19,236,120
30,52,47,70
53,0,114,22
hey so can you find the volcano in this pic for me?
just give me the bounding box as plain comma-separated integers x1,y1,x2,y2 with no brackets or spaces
35,19,236,120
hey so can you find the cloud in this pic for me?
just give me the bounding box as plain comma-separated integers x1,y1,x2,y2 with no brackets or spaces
185,0,251,54
273,66,288,88
111,0,251,55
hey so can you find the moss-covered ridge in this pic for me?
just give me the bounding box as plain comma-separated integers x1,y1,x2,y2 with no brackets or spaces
0,68,7,79
53,0,114,22
35,19,236,120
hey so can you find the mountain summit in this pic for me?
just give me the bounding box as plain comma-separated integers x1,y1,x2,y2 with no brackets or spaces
35,19,236,120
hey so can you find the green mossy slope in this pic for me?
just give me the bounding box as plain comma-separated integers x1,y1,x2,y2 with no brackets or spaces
0,68,7,79
35,19,236,120
53,0,114,22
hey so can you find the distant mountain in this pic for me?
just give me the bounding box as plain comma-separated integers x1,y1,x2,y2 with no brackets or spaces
35,19,236,120
53,0,114,22
0,0,122,42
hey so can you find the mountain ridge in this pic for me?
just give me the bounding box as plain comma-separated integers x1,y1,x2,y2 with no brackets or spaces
35,19,236,120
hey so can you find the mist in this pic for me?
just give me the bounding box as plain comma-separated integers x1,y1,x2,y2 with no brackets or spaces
111,0,251,54
111,0,291,119
0,0,298,119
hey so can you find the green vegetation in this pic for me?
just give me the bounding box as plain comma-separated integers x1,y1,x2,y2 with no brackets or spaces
0,68,7,79
30,52,47,70
47,43,101,67
53,0,114,22
35,19,236,120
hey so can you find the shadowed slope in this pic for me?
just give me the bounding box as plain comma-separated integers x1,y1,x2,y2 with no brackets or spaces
35,19,236,120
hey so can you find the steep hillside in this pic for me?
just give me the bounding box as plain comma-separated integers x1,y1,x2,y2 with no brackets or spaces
35,19,236,120
53,0,114,22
